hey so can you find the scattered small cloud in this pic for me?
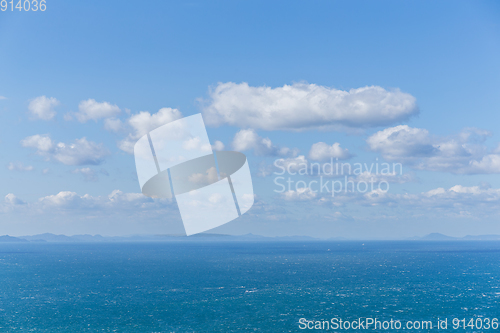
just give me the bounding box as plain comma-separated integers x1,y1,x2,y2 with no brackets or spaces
72,167,97,182
116,107,183,153
282,187,317,201
104,117,124,132
232,129,297,157
72,99,121,122
4,193,26,206
7,162,34,172
367,126,500,174
21,134,110,166
212,140,225,151
28,96,59,120
308,142,352,161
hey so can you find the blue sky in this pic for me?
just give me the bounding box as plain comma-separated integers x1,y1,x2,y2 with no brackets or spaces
1,0,500,238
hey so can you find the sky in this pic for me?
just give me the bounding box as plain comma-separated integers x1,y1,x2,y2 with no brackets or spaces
1,0,500,238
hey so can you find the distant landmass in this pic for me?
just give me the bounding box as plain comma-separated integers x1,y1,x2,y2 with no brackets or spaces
407,233,500,241
0,235,29,243
0,232,498,243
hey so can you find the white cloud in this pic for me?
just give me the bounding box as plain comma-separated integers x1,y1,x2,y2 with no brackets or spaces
5,193,26,206
117,107,183,153
74,99,121,122
182,137,212,152
0,190,182,235
127,107,182,137
232,129,297,156
108,190,145,203
367,126,500,174
7,162,34,172
21,135,110,165
188,167,219,186
275,155,309,173
103,117,124,132
308,142,352,161
39,191,81,208
36,189,168,212
282,187,317,201
0,96,7,100
212,140,225,151
28,96,59,120
350,171,415,184
21,134,54,152
201,82,418,130
72,167,99,182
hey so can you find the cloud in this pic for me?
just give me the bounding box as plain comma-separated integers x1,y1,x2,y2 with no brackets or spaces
350,171,416,184
20,134,54,152
367,126,500,174
28,96,59,120
187,166,219,186
103,117,124,132
39,191,82,208
116,107,183,153
212,140,225,151
0,96,6,100
0,189,181,235
4,193,26,206
21,135,110,165
35,189,170,213
73,99,121,122
308,142,352,161
7,162,34,172
201,82,418,130
232,129,297,156
72,167,107,182
282,187,317,201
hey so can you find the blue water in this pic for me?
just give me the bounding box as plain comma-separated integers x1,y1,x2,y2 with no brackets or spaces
0,241,499,332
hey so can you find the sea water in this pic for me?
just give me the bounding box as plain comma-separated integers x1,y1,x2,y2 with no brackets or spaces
0,241,499,332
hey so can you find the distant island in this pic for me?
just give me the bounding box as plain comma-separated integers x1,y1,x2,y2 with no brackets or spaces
0,232,499,243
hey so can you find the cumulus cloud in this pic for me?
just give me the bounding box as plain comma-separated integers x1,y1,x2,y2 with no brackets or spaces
21,135,110,165
116,107,183,153
5,193,26,206
367,126,500,174
232,129,297,156
201,82,418,130
308,142,352,161
212,140,225,151
21,134,54,152
73,99,121,122
39,191,81,208
7,162,34,172
28,96,59,120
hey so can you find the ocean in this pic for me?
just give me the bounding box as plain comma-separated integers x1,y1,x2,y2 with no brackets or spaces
0,241,498,332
